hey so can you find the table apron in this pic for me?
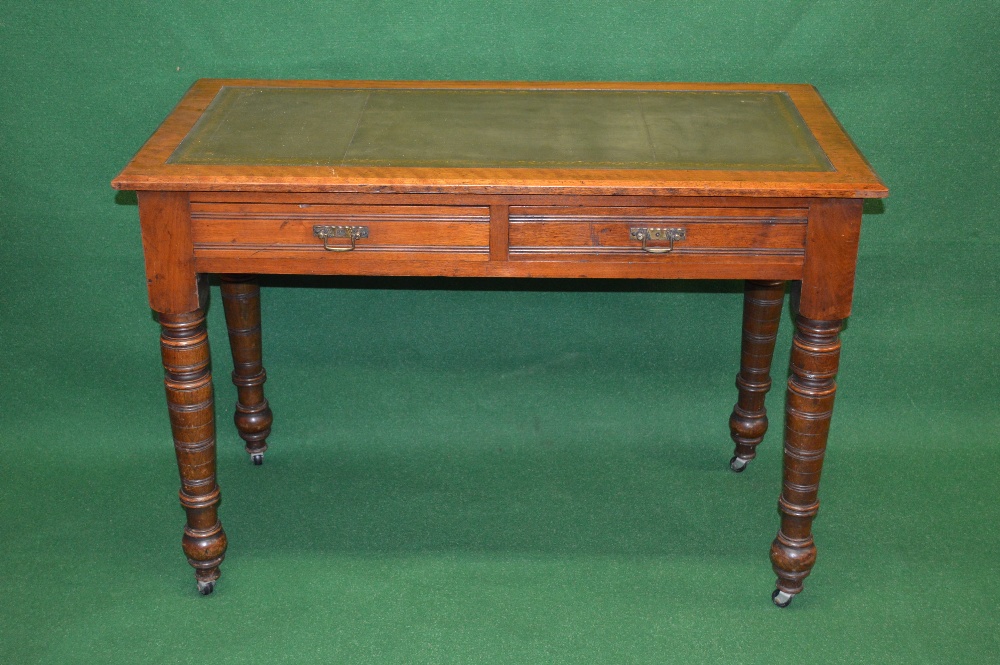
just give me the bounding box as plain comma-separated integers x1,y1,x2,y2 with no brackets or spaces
188,195,810,280
191,254,804,280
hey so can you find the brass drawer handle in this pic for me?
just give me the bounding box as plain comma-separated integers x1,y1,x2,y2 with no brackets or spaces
630,227,686,253
313,225,369,252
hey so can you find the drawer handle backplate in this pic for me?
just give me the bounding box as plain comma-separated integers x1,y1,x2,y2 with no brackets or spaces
630,227,686,254
313,225,369,252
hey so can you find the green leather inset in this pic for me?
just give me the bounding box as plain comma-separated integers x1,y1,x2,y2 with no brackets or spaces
168,87,833,171
168,87,370,166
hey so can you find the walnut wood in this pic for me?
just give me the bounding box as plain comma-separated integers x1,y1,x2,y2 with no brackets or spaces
770,315,842,600
112,80,888,198
220,275,273,461
116,80,887,602
509,216,806,253
489,204,510,261
192,209,489,253
729,280,786,465
158,308,227,591
192,253,805,281
799,199,864,320
184,193,811,279
509,205,808,220
138,191,198,314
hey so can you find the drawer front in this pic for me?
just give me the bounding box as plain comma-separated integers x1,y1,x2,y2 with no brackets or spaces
509,206,807,259
190,203,490,260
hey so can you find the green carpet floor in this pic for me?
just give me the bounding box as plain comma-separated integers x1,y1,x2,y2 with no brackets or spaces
2,2,998,663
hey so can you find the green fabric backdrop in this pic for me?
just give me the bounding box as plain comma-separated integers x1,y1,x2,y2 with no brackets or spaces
1,2,997,663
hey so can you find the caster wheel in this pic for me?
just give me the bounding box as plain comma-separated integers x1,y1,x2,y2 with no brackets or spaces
197,580,216,595
729,456,749,473
772,589,793,608
251,453,264,466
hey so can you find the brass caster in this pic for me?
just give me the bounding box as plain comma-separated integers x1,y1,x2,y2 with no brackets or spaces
251,453,264,466
197,579,216,595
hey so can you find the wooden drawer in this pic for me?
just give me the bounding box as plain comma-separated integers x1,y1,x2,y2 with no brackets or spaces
509,206,807,260
190,203,491,260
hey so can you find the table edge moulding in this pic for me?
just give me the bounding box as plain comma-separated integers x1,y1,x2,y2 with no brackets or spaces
112,79,888,607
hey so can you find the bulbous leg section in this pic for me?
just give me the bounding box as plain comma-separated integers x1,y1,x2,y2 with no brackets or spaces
182,512,227,592
234,401,273,459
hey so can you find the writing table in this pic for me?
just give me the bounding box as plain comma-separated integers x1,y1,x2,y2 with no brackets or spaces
113,79,888,606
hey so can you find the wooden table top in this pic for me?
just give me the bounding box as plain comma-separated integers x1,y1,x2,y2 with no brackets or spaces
113,80,888,198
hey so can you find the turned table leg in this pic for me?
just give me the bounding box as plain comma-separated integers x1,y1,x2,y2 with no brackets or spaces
769,315,842,607
729,280,785,472
220,275,273,465
159,309,227,595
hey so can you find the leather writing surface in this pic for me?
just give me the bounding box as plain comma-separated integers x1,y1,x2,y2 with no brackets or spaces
168,87,833,171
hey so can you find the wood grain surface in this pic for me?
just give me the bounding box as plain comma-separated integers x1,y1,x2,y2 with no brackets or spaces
113,80,889,198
